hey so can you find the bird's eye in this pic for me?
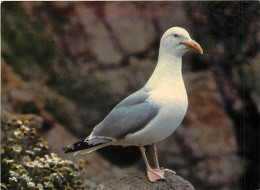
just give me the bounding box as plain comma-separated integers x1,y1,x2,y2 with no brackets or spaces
173,34,179,38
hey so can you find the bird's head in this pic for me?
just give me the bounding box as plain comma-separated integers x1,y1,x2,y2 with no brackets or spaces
160,27,203,57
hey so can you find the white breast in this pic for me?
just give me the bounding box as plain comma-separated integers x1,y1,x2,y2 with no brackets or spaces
117,54,188,146
120,82,188,146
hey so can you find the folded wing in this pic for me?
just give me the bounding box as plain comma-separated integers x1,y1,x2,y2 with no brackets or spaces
91,89,160,139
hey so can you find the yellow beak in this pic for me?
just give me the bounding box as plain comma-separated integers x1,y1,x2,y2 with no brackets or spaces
180,39,203,55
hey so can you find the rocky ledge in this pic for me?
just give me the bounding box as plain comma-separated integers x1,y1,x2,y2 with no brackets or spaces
94,172,194,190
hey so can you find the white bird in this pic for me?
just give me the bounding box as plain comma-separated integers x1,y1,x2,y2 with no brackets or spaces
63,26,203,182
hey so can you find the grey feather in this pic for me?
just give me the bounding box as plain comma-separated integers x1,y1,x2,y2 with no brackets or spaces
87,137,112,145
116,89,151,107
92,88,160,139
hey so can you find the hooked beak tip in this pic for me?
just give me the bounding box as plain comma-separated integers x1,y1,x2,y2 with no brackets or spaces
180,40,203,55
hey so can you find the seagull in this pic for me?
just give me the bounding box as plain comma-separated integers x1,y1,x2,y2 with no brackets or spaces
63,26,203,182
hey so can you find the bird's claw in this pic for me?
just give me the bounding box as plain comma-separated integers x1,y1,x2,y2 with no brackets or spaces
163,168,177,174
147,167,177,182
147,168,165,182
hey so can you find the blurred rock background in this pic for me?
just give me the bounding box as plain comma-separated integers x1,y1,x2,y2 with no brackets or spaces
1,2,259,190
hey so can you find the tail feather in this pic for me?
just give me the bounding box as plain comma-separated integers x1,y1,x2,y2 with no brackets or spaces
63,137,112,154
79,142,112,155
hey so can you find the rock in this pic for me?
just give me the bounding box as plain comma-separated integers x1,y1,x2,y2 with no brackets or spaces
182,72,237,157
243,52,260,110
68,4,123,65
94,57,155,95
192,154,242,187
1,62,35,114
142,2,186,34
105,2,156,54
94,172,194,190
1,62,55,129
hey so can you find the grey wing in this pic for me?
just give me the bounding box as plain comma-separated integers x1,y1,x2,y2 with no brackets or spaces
91,89,160,139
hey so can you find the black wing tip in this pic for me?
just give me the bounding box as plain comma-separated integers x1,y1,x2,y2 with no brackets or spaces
62,139,86,153
62,137,112,154
62,146,70,151
62,146,75,153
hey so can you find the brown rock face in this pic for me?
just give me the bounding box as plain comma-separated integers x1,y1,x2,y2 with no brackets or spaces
157,71,242,189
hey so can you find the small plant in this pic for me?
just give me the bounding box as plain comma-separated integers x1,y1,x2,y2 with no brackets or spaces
1,118,86,190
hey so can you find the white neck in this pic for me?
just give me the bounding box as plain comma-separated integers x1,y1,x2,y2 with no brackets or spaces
145,50,183,89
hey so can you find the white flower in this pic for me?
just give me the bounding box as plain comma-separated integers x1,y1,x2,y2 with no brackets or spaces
9,176,18,182
16,164,23,169
13,144,22,153
17,120,23,125
51,153,58,158
20,125,30,131
42,162,50,168
9,170,19,177
13,130,22,138
33,147,41,152
34,161,43,168
0,183,7,188
5,159,14,164
43,181,51,187
25,150,35,155
20,174,32,183
27,181,35,188
25,161,34,168
44,154,51,160
64,160,73,166
37,183,43,190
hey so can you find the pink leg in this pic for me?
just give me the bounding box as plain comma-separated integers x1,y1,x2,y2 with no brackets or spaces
151,143,160,169
151,143,176,174
139,146,165,182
